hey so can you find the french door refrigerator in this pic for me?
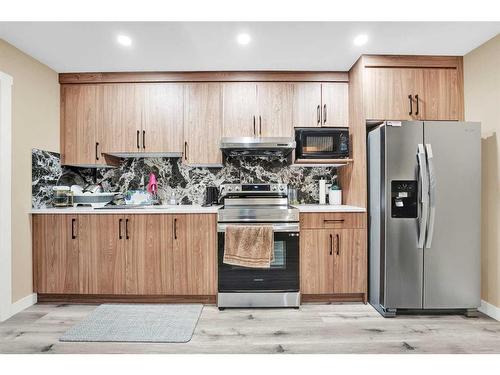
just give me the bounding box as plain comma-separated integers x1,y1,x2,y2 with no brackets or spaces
368,121,481,317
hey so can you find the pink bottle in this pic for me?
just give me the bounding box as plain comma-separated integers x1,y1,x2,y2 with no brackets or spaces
147,173,158,196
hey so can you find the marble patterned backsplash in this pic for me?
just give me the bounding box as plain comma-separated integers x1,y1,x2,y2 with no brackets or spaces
32,149,338,208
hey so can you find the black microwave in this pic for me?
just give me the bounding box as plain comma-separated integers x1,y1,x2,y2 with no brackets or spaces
295,127,349,159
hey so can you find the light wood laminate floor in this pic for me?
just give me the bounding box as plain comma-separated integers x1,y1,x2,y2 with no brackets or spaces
1,303,499,354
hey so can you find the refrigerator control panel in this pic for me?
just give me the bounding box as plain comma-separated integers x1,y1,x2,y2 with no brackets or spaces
391,180,418,218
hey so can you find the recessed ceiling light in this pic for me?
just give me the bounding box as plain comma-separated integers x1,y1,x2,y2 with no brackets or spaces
236,33,251,45
117,34,132,47
353,34,368,46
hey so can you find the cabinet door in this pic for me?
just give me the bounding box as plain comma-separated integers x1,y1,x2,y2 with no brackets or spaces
61,85,101,166
364,68,418,121
321,83,349,127
102,84,140,153
257,83,294,137
222,83,257,137
33,215,79,294
417,68,460,121
300,229,334,294
171,214,217,295
91,215,126,294
124,215,174,295
292,83,322,127
140,83,184,153
333,229,367,294
184,83,223,165
184,214,217,295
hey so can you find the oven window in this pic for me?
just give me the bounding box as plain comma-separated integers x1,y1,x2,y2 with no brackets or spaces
270,241,286,269
225,240,287,270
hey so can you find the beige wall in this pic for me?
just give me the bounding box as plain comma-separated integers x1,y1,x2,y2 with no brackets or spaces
0,39,60,303
464,34,500,308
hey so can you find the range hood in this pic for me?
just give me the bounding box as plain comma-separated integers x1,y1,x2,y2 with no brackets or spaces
220,137,296,157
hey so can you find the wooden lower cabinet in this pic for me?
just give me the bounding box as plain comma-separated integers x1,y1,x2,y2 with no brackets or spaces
300,230,334,294
33,215,80,294
125,214,173,295
300,227,367,300
32,213,217,299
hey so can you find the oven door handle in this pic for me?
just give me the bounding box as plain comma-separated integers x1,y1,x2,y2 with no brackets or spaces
217,223,300,233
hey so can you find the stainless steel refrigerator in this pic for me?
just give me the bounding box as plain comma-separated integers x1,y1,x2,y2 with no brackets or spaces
368,121,481,317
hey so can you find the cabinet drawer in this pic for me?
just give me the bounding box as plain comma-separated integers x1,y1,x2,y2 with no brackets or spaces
300,213,366,229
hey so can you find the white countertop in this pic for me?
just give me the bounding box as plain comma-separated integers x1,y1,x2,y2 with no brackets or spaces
30,205,222,214
292,204,366,213
31,204,365,214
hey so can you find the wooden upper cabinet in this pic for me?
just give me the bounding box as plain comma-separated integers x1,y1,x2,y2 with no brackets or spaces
321,83,349,127
293,83,348,127
222,82,257,137
417,68,460,121
293,83,322,127
364,67,418,121
61,85,102,166
139,83,184,153
101,84,140,153
33,215,80,294
300,229,334,294
332,229,367,294
364,66,461,121
183,83,223,165
256,83,294,137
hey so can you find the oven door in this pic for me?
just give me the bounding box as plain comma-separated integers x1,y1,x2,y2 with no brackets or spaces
217,223,299,292
295,127,349,159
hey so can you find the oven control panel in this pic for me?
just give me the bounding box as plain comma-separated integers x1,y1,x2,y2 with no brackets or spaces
220,183,287,196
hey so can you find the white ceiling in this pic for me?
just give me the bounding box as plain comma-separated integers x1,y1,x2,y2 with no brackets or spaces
0,22,498,72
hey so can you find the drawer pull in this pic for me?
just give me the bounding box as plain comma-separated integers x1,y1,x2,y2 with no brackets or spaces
125,218,130,239
174,218,178,240
329,234,333,255
323,219,345,223
71,218,77,239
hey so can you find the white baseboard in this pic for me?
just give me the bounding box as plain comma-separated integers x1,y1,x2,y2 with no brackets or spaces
10,293,37,317
479,299,500,321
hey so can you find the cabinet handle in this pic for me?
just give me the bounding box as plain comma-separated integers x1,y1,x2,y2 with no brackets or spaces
119,219,123,239
323,104,327,124
415,94,419,116
71,218,77,239
174,218,177,240
259,115,262,136
336,233,340,256
317,105,321,125
253,116,256,136
125,218,130,239
142,130,146,149
136,130,140,149
408,95,413,115
323,219,345,223
329,234,333,255
184,141,188,161
95,142,100,161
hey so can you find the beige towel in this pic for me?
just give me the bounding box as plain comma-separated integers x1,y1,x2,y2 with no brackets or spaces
224,225,274,268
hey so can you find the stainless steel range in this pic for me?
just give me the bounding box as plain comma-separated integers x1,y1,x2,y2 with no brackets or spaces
217,183,300,309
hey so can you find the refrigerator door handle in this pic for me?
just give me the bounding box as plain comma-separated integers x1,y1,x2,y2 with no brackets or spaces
417,144,429,249
425,143,436,248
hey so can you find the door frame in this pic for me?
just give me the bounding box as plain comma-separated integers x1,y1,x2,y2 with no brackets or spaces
0,71,13,321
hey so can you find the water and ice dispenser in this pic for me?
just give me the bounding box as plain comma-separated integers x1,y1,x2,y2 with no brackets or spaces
391,180,418,218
